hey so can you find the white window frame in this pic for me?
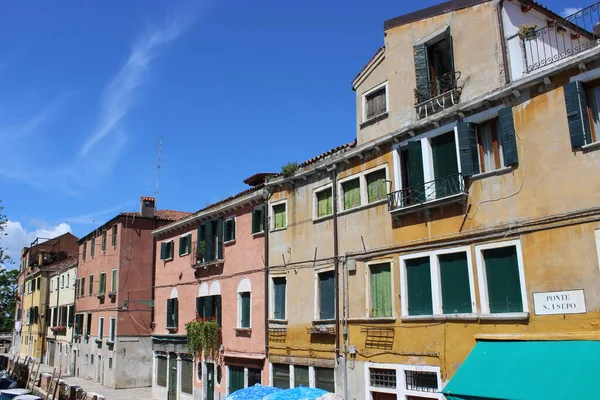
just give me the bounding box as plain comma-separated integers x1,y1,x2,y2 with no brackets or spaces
338,173,363,212
269,363,333,390
365,259,395,318
364,362,443,400
252,205,266,235
270,199,288,231
269,274,288,321
109,317,116,342
312,183,334,221
224,216,236,244
226,365,263,395
98,317,104,340
178,233,191,256
475,239,528,316
237,278,252,329
362,81,389,123
399,246,477,318
111,269,118,293
313,266,336,321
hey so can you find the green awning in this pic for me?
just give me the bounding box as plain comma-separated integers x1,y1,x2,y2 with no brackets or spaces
443,340,600,400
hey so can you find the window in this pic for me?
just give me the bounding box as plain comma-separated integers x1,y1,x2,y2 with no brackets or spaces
178,234,191,256
101,230,107,251
294,366,309,388
196,294,222,326
166,298,179,329
181,358,193,394
252,206,265,234
228,366,244,394
224,217,236,242
565,80,600,149
75,314,84,335
52,308,57,327
317,270,335,320
111,224,118,247
196,219,224,262
272,364,290,389
111,269,117,293
272,202,287,230
86,313,92,336
109,358,113,369
37,277,40,290
98,317,104,340
248,368,261,387
157,356,167,387
405,370,438,393
476,118,504,173
401,248,474,317
61,276,64,288
160,241,174,261
476,241,526,314
272,277,286,320
367,364,443,399
366,168,387,203
369,262,392,317
363,83,388,121
315,367,335,392
314,186,333,219
99,273,106,295
89,275,94,295
370,368,396,389
341,177,361,210
82,241,87,261
81,277,85,297
60,306,68,326
68,305,74,327
66,273,69,287
109,317,115,342
91,237,95,258
239,293,251,328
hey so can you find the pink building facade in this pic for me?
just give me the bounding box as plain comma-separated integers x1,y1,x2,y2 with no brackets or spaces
152,178,268,400
73,197,191,389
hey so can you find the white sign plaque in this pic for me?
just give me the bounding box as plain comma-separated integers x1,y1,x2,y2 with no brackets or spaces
533,289,586,315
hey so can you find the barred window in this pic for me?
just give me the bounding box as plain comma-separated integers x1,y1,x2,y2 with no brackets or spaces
157,356,167,387
181,358,193,394
405,370,438,393
370,368,397,389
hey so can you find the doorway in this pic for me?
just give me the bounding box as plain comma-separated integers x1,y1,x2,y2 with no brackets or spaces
206,362,214,400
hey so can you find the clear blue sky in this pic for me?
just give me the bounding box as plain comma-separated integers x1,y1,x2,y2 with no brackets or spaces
0,0,579,264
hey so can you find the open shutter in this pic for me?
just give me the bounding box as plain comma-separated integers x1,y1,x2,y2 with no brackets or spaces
215,295,222,327
204,221,214,261
178,237,184,256
166,299,173,328
498,107,519,166
160,242,166,260
413,44,430,103
564,81,592,148
252,209,259,233
231,219,236,241
319,272,335,320
173,298,179,328
408,140,425,202
446,29,455,74
457,122,480,176
216,218,223,259
196,297,205,319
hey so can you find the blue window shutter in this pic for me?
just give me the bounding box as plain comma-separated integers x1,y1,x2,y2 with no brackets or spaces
564,81,592,148
216,218,224,259
413,44,430,103
457,122,480,176
498,107,518,166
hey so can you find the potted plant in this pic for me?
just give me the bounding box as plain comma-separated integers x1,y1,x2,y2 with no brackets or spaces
518,23,538,40
196,241,207,262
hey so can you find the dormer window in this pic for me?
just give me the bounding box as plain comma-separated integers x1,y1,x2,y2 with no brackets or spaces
362,82,388,124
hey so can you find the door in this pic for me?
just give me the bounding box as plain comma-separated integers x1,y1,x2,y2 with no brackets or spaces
431,131,459,198
206,362,214,400
168,354,178,400
98,355,104,385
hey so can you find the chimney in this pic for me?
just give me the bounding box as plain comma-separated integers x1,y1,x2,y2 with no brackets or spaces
140,196,156,218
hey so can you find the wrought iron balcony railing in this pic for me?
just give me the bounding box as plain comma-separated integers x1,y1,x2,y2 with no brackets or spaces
524,2,600,73
190,240,222,268
387,173,466,213
414,70,462,119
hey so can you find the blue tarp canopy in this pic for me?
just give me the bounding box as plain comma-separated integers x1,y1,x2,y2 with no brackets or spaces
443,340,600,400
224,384,281,400
263,386,328,400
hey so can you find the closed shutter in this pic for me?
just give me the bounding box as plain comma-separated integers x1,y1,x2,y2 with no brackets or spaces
564,80,592,148
498,107,519,166
181,358,193,394
272,364,290,389
414,43,430,103
457,122,480,176
317,189,332,217
273,278,286,320
228,366,245,394
160,242,167,260
408,140,425,202
240,292,251,328
274,204,286,229
205,296,215,320
173,298,179,328
343,179,361,210
215,295,222,327
431,131,459,197
370,263,392,317
204,221,214,261
483,246,523,313
178,236,185,256
166,299,173,328
52,308,57,326
319,271,335,320
216,218,224,259
196,297,205,319
406,257,433,316
439,252,472,314
157,356,167,387
367,169,387,203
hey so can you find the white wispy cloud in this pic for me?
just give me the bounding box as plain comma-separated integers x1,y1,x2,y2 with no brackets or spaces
78,7,197,156
561,7,582,17
62,201,136,225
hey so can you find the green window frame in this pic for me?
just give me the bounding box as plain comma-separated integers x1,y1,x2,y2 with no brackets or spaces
366,168,387,203
342,177,361,210
272,277,286,320
89,275,94,296
272,203,287,230
166,298,179,329
111,224,118,247
196,295,222,326
81,277,85,297
370,263,392,317
439,252,472,314
239,292,251,328
228,365,244,394
272,364,290,389
82,241,87,261
101,230,107,251
111,269,117,293
405,257,433,316
224,217,236,242
315,187,333,218
481,245,523,314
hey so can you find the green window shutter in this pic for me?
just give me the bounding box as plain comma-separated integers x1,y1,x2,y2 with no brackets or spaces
273,278,286,319
483,246,523,313
157,356,167,387
231,219,236,241
564,80,592,148
317,189,332,218
216,218,224,259
274,204,286,229
196,297,205,319
431,131,459,197
204,221,214,261
439,252,472,314
457,122,480,176
215,295,222,327
68,305,74,327
240,292,251,327
498,107,519,166
413,43,430,103
370,263,392,317
173,298,179,328
187,234,192,253
178,237,184,256
314,367,335,393
228,366,245,394
446,30,455,74
180,359,193,394
166,299,172,327
294,366,310,388
160,242,166,260
406,257,433,316
91,238,95,257
272,364,290,389
205,295,215,319
343,179,361,210
252,209,260,233
367,169,387,203
408,140,425,202
319,271,335,320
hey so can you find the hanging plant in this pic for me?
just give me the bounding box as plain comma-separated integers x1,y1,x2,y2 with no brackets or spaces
518,23,538,40
202,319,221,360
186,320,204,357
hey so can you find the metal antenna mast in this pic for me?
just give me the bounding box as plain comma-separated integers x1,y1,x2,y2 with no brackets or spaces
155,137,163,207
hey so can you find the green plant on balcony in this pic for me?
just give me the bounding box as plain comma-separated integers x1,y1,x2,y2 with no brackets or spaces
195,241,207,261
186,318,221,359
281,161,299,177
518,23,538,40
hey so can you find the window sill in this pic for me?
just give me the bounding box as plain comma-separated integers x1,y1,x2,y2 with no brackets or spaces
360,112,389,129
312,214,334,224
312,319,335,326
270,227,287,233
401,313,478,322
268,319,288,325
581,141,600,151
234,327,252,335
338,199,387,217
224,240,236,246
347,317,396,323
252,231,265,237
180,252,190,257
479,312,529,321
470,166,513,180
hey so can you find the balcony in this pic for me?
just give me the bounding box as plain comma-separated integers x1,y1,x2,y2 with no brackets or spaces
387,173,467,215
190,240,223,269
414,70,462,119
523,2,600,73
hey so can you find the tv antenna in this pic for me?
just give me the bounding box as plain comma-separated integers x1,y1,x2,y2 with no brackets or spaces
155,137,163,207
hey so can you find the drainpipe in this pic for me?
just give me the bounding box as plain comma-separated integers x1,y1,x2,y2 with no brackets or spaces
497,0,510,84
264,189,271,363
151,219,158,330
331,167,345,398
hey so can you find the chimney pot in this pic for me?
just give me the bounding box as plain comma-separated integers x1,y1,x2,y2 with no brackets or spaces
140,196,156,218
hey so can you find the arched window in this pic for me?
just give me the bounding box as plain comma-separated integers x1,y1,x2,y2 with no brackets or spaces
166,288,178,329
196,281,222,325
237,278,252,328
